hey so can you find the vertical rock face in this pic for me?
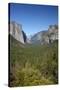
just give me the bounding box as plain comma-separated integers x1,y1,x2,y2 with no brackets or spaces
48,25,58,43
10,22,24,44
22,31,27,43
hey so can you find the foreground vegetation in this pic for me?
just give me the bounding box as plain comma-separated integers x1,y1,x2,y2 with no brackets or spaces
9,35,58,87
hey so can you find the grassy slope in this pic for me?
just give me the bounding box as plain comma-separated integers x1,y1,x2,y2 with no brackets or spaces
9,35,58,87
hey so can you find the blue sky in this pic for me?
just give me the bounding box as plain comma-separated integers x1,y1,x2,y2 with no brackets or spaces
9,3,58,37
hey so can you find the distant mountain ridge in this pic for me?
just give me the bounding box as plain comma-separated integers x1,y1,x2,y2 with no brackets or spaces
31,25,58,44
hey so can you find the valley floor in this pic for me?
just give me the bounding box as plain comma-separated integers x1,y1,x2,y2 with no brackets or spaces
9,35,58,87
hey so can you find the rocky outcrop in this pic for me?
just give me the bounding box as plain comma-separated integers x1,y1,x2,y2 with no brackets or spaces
31,25,58,44
48,25,58,43
9,21,27,44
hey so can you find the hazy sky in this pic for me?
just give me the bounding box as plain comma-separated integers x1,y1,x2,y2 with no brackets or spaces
9,3,58,37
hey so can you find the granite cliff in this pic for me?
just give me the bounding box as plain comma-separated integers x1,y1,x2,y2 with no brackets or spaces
9,21,27,44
